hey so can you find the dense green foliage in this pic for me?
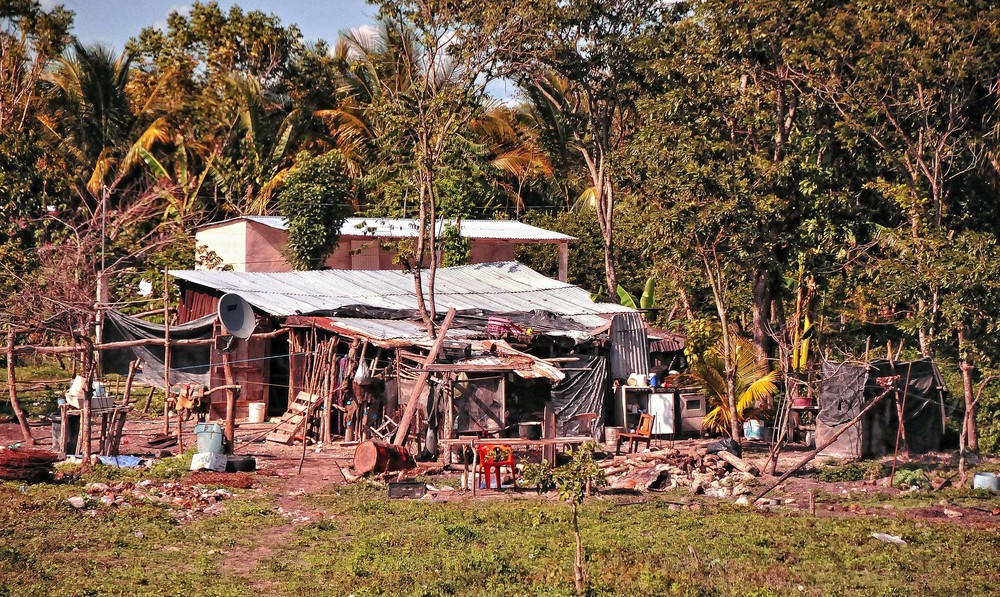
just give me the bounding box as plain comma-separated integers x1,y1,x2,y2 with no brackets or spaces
276,151,353,269
2,0,1000,448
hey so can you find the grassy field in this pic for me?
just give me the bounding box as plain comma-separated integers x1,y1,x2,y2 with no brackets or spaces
2,471,998,597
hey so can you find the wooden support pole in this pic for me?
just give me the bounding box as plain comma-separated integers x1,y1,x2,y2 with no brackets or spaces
121,358,141,406
223,352,237,453
80,355,95,461
753,385,894,503
163,268,172,439
558,241,569,282
393,308,456,446
6,329,34,444
12,336,216,356
142,386,156,414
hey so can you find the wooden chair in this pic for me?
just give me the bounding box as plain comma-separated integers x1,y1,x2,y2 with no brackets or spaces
616,413,655,455
562,412,599,438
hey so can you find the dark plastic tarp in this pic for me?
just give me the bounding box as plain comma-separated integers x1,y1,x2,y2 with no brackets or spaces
101,310,216,390
818,358,946,457
551,355,608,439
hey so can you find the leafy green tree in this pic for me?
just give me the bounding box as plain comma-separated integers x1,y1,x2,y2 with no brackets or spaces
483,0,668,299
523,442,607,595
808,0,1000,359
276,151,354,270
128,1,307,215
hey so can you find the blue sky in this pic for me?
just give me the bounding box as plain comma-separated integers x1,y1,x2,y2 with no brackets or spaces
52,0,377,51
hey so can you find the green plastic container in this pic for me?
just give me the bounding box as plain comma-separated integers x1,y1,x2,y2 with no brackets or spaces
194,423,224,454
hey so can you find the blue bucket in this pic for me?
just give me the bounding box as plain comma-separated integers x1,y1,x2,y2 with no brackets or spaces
194,423,224,454
743,420,764,440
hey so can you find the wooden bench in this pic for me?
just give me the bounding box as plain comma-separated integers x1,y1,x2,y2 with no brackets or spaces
616,413,655,455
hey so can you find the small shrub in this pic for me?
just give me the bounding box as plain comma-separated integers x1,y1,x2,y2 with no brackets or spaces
817,460,887,483
892,467,930,489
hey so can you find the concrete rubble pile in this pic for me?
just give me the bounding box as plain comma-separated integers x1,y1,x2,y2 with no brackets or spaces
66,480,234,517
600,448,759,498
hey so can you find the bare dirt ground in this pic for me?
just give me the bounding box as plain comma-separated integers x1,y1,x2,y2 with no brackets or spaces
3,417,998,536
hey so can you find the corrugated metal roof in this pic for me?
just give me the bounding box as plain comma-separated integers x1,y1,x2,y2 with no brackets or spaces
199,216,575,242
171,262,632,326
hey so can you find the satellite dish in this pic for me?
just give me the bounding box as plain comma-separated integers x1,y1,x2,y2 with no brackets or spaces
218,293,256,339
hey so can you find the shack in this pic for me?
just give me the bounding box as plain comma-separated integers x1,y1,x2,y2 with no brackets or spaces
129,261,668,451
817,358,948,459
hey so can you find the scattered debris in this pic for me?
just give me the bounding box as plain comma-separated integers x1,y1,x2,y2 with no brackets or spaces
0,446,59,481
870,533,906,545
600,448,757,495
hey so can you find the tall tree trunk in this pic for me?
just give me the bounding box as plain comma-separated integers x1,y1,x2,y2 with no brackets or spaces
957,326,979,453
411,182,434,337
6,329,34,444
751,268,775,364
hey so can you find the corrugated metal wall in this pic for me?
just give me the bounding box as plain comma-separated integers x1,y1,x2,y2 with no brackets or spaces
608,313,650,380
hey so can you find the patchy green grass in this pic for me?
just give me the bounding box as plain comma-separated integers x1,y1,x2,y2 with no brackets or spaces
251,484,999,596
2,476,998,596
0,475,282,597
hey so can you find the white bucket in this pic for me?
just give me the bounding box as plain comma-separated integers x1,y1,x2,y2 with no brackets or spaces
247,402,266,423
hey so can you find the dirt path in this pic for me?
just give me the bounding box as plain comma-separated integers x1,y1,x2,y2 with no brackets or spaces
221,446,352,577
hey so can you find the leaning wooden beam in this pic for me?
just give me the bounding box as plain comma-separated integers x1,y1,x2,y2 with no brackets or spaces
12,337,215,355
12,328,288,356
753,384,895,503
392,308,457,446
6,330,34,444
222,353,237,453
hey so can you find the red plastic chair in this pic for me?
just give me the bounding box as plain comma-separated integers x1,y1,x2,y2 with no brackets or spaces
476,444,516,489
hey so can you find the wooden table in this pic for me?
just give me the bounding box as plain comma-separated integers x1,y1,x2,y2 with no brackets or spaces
58,403,133,457
438,436,593,495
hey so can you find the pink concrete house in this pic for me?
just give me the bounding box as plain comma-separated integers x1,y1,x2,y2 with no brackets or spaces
195,216,574,281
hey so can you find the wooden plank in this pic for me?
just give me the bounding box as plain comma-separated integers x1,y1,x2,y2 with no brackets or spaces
392,309,457,446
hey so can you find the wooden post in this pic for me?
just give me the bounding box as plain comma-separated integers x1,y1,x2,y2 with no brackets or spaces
6,329,34,444
121,358,141,406
142,386,156,414
543,403,557,465
80,357,95,461
557,241,569,282
393,308,457,445
163,270,171,437
223,352,237,453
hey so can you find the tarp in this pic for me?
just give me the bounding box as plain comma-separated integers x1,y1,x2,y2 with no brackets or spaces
101,310,216,390
819,362,869,426
551,355,608,440
818,358,946,458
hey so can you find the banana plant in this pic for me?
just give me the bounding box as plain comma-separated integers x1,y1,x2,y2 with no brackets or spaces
615,277,655,310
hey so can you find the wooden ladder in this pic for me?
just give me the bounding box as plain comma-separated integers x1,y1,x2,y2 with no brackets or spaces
265,391,320,445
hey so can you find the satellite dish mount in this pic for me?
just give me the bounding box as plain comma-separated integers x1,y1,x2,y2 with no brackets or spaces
217,293,257,342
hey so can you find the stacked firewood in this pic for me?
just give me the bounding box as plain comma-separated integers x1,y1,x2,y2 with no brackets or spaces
600,448,759,497
0,446,60,481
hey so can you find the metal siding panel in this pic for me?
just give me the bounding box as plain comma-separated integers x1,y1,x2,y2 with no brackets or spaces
608,313,650,380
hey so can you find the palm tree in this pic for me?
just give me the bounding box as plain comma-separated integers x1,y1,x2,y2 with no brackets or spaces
685,334,778,438
40,42,170,198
